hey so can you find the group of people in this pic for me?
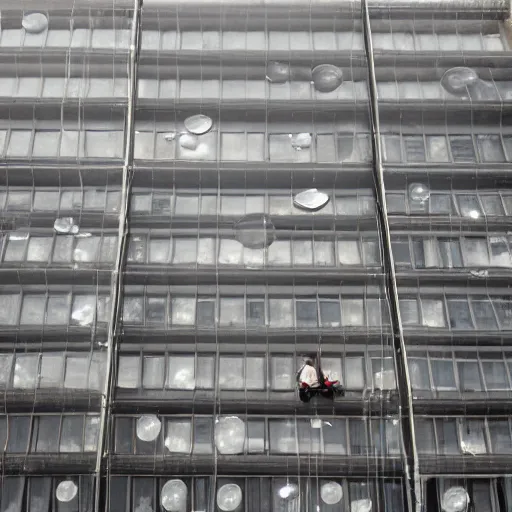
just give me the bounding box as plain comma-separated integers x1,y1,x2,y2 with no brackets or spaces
296,357,344,403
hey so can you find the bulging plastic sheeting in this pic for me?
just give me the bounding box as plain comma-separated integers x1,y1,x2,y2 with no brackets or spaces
351,498,372,512
321,482,343,504
408,183,430,204
266,62,290,83
217,484,243,511
290,133,312,151
293,189,330,211
441,67,501,101
441,487,470,512
22,13,48,34
235,214,276,249
278,483,300,500
215,416,246,454
54,217,79,234
312,64,343,93
56,481,78,502
161,480,188,512
184,114,213,135
179,133,200,151
136,414,162,442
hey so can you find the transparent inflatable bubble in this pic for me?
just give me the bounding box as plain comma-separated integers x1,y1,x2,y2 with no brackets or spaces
441,487,469,512
290,133,312,151
312,64,343,93
217,484,243,511
56,481,78,502
278,483,299,500
235,214,276,249
321,482,343,505
351,498,372,512
136,414,161,442
184,114,213,135
161,480,188,512
22,13,48,34
54,217,79,234
163,132,177,142
179,133,199,151
441,67,478,96
408,183,430,203
215,416,245,454
293,188,330,211
266,61,290,83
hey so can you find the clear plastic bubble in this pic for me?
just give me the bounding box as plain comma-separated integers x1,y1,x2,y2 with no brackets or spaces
215,416,245,454
293,188,330,211
163,132,177,142
441,487,469,512
321,482,343,505
54,217,79,234
441,67,478,96
161,480,188,512
184,114,213,135
290,133,312,151
266,61,290,83
22,13,48,34
312,64,343,93
179,133,199,151
217,484,243,511
235,214,275,249
278,483,299,500
408,183,430,203
56,480,78,502
136,414,161,442
351,498,372,512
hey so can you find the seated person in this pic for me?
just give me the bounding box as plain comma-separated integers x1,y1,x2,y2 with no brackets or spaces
298,358,320,389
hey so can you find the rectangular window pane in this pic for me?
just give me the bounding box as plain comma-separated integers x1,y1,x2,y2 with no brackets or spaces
269,420,296,453
297,419,321,454
193,418,213,454
143,356,165,389
345,357,365,389
482,361,509,390
118,356,140,388
432,359,456,391
165,419,191,453
436,418,459,454
321,357,342,383
269,299,293,327
323,419,347,454
167,355,194,389
448,300,474,329
458,361,483,391
13,354,39,388
415,419,436,454
320,301,341,327
33,416,60,452
341,298,364,326
349,419,368,455
421,299,446,327
462,238,489,267
219,356,244,389
39,354,64,388
271,356,293,390
60,416,84,452
489,420,512,453
296,300,318,327
408,358,430,390
246,357,265,390
472,300,498,330
460,419,487,454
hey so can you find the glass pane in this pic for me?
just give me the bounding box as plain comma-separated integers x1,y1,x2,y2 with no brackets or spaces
269,420,296,453
269,299,293,327
436,418,459,454
142,356,165,389
84,416,100,451
60,416,84,452
165,419,192,453
65,357,88,388
438,239,463,268
246,357,264,390
457,361,483,391
472,300,498,330
321,357,342,383
489,420,512,453
462,238,489,266
320,301,341,327
349,419,368,455
20,295,46,324
196,356,214,389
118,356,140,388
460,419,487,454
323,419,347,454
345,357,365,390
338,240,362,265
6,416,30,452
415,419,436,454
193,418,212,454
400,299,419,325
0,294,19,325
342,298,364,326
408,358,430,390
482,361,509,390
33,416,60,452
447,300,474,329
297,419,321,454
296,300,318,327
219,356,244,389
13,354,38,388
494,299,512,329
421,299,446,327
39,354,64,388
167,355,195,389
431,359,456,391
271,356,294,390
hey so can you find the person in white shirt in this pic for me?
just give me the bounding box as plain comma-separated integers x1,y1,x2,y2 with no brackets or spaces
298,358,320,388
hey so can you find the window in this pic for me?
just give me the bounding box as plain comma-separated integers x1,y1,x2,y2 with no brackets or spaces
407,357,430,390
431,359,456,391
